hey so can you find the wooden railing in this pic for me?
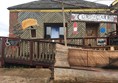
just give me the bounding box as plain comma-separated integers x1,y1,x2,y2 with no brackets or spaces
40,37,108,48
0,37,56,67
0,36,118,67
38,37,118,50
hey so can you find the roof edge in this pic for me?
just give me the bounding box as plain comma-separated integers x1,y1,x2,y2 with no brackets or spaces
112,0,118,6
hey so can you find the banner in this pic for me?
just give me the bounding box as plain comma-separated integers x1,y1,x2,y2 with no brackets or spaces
71,13,117,23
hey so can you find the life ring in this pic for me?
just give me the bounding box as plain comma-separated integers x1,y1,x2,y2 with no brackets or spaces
5,41,11,46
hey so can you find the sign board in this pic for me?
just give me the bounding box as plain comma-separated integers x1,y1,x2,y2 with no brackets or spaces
22,18,38,29
71,13,117,23
73,22,78,34
97,38,107,46
100,27,106,33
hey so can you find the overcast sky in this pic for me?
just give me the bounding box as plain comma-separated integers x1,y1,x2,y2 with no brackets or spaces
0,0,115,37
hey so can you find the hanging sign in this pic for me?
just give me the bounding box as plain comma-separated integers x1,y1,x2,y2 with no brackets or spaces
73,22,78,34
71,13,117,23
22,18,38,29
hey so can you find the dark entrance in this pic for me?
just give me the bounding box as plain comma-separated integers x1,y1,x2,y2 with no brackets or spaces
86,22,99,37
85,22,99,46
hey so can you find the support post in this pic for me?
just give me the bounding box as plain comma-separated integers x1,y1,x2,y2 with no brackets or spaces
30,41,33,65
62,2,67,46
0,38,5,67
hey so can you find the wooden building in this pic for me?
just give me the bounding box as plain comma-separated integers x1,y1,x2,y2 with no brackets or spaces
8,0,117,42
110,0,118,35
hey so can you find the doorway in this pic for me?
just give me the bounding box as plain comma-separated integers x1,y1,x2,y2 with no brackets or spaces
85,22,99,46
86,23,99,37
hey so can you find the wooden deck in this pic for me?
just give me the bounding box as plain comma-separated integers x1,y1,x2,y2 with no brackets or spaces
0,36,118,67
0,37,56,67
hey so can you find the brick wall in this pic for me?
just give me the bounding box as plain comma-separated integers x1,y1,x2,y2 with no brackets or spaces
9,11,18,37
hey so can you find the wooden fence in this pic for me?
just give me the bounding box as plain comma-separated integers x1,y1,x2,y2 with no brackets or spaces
0,37,56,67
0,36,118,67
68,48,118,67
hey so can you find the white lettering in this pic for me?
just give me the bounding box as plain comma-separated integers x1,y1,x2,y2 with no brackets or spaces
72,13,117,23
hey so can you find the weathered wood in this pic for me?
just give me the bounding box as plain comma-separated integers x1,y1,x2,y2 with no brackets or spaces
68,48,118,67
54,68,118,83
54,44,70,67
1,37,56,67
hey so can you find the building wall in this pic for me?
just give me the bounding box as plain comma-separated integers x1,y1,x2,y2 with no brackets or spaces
9,11,116,38
17,12,90,39
9,12,18,37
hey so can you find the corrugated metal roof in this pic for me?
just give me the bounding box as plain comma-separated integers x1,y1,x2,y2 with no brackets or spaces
8,0,108,10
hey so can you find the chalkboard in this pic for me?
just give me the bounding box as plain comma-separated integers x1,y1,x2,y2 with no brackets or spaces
109,37,118,45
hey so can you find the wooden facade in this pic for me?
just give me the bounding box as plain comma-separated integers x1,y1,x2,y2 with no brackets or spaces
8,0,117,40
111,0,118,35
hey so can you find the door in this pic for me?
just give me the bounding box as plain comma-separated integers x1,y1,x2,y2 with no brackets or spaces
85,23,99,46
51,27,59,38
86,23,99,37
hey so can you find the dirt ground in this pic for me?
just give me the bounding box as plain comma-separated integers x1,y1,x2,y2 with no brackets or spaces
0,68,51,83
54,68,118,83
0,68,118,83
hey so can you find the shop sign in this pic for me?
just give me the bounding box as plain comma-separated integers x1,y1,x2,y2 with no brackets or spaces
73,22,78,34
71,13,117,23
97,38,107,46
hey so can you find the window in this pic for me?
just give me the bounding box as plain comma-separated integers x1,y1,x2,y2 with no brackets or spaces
46,27,51,38
30,26,36,38
44,23,65,39
59,27,64,38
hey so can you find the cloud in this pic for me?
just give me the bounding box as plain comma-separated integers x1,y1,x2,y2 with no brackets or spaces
0,22,9,36
85,0,114,6
0,0,36,37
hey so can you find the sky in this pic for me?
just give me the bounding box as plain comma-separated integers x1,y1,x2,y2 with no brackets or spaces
0,0,115,37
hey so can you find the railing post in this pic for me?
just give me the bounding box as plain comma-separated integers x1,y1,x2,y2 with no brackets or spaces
0,37,6,67
30,41,33,66
83,37,85,46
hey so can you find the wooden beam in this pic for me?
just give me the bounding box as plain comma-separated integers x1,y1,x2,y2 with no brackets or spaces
10,9,110,13
112,0,118,6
